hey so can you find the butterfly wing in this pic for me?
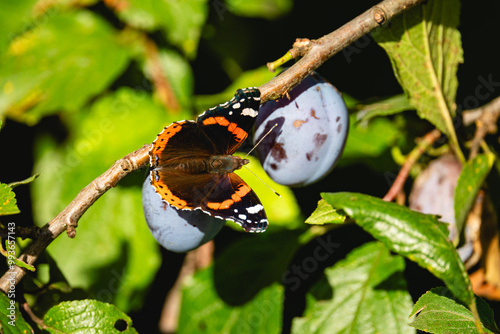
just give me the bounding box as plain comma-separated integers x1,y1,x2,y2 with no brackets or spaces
199,172,268,233
150,120,216,209
150,120,215,167
197,88,261,154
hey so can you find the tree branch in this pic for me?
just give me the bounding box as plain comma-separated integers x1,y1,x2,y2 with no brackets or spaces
0,0,426,292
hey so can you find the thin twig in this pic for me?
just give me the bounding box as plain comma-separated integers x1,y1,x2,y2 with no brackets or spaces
143,35,181,112
0,0,427,293
22,302,47,331
462,95,500,158
383,129,442,202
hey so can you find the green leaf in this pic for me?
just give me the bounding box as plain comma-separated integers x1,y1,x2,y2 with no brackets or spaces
146,48,195,109
1,240,36,271
7,173,39,188
0,293,33,334
322,192,473,305
0,183,20,216
409,287,499,334
225,0,292,20
213,230,301,305
116,0,208,58
373,0,463,140
44,299,138,333
454,153,495,243
234,154,301,230
292,242,415,334
0,0,37,54
0,10,131,125
355,94,413,125
32,89,177,312
305,199,346,225
178,266,283,334
339,114,401,169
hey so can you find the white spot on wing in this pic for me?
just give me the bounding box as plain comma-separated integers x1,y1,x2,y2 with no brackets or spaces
233,102,241,109
246,204,264,214
241,108,258,118
238,214,247,220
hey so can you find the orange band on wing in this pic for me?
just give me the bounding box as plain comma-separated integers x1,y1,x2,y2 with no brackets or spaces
202,117,248,142
206,183,251,210
152,122,186,153
151,176,193,210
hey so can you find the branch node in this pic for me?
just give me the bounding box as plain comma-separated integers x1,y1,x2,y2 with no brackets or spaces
373,7,386,25
66,225,77,238
120,159,133,172
66,215,79,238
290,38,312,57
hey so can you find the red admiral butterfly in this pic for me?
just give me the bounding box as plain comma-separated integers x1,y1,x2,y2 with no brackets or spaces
149,88,268,233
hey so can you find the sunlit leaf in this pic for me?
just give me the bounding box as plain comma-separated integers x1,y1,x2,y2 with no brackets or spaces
7,173,39,188
0,183,19,216
409,287,498,334
374,0,463,138
0,0,37,54
44,300,138,333
234,154,301,230
150,48,195,109
224,0,292,20
305,199,346,225
115,0,208,58
322,192,473,305
0,294,33,334
0,10,130,125
454,153,495,242
355,94,413,124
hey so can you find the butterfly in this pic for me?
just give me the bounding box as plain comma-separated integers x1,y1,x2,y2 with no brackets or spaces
149,88,268,233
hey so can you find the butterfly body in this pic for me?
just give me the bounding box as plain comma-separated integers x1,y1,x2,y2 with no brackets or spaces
149,88,268,233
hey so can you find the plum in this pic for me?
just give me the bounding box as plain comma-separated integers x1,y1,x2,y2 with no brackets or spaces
142,177,225,253
254,73,349,187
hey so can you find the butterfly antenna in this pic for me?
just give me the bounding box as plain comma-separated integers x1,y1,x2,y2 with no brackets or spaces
242,123,280,197
243,123,279,159
243,165,281,197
